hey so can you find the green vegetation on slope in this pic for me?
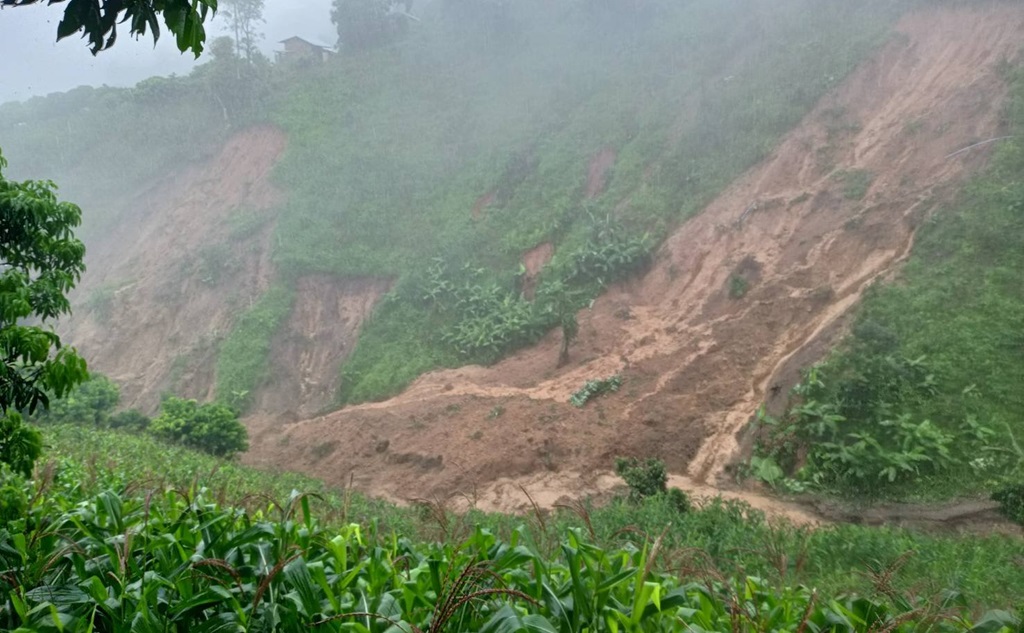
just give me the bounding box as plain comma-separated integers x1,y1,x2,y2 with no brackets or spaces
0,79,225,241
37,424,1024,610
0,39,272,242
265,0,908,404
753,64,1024,501
214,281,296,410
0,0,913,407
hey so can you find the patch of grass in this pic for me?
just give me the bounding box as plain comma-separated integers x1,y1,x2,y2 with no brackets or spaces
836,168,874,200
214,282,295,411
728,274,750,299
903,118,926,136
226,206,273,240
83,280,123,319
196,242,237,286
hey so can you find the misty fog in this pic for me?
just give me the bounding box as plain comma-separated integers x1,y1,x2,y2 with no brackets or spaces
0,0,336,102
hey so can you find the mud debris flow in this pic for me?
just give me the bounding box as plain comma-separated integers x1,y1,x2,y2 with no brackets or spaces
63,6,1024,526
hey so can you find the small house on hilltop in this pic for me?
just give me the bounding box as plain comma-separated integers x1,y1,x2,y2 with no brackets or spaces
275,37,335,64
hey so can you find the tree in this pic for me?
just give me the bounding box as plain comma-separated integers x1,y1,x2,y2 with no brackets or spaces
32,374,119,427
196,35,272,124
0,149,89,476
0,150,89,414
2,0,216,55
150,396,248,458
219,0,265,63
331,0,411,53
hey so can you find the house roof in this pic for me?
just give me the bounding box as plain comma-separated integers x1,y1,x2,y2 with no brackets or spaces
278,36,335,51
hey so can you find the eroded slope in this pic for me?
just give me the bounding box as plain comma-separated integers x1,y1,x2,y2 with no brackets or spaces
244,6,1024,514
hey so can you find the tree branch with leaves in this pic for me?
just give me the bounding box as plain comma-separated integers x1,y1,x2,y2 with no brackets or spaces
1,0,217,55
0,149,89,474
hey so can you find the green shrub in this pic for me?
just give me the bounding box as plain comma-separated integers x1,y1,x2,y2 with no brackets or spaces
615,457,668,501
570,374,623,407
836,168,874,200
666,486,691,514
150,397,248,458
0,468,27,522
108,409,151,431
753,363,982,494
0,413,43,478
728,274,749,299
32,375,120,427
992,483,1024,525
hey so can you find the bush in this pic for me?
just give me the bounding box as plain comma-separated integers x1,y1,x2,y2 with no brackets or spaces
33,375,119,427
0,467,27,522
570,375,623,407
108,409,151,431
0,413,43,478
615,457,668,502
666,487,691,514
150,397,248,458
728,274,749,299
992,483,1024,525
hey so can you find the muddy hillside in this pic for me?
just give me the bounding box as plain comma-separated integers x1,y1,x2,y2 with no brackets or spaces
244,6,1024,510
60,5,1024,516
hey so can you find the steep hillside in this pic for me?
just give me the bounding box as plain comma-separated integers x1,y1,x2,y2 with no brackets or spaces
52,0,907,413
241,5,1024,511
18,1,1023,515
59,127,286,411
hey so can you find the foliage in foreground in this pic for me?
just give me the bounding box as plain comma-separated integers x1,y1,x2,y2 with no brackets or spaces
0,148,89,418
2,470,1020,632
39,424,1024,609
4,0,216,55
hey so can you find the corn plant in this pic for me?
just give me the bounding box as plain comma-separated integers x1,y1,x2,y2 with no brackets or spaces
2,475,1018,632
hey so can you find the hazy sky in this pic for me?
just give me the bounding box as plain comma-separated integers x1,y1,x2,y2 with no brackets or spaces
0,0,337,104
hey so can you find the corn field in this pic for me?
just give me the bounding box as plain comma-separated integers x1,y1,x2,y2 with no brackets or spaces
2,475,1018,633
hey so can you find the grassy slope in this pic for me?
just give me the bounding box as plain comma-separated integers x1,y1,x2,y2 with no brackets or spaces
261,0,907,404
40,423,1024,608
761,64,1024,500
0,77,226,242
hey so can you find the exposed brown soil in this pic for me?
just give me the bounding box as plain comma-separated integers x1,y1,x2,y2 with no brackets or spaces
60,126,287,412
520,242,554,299
243,6,1024,528
254,276,392,419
